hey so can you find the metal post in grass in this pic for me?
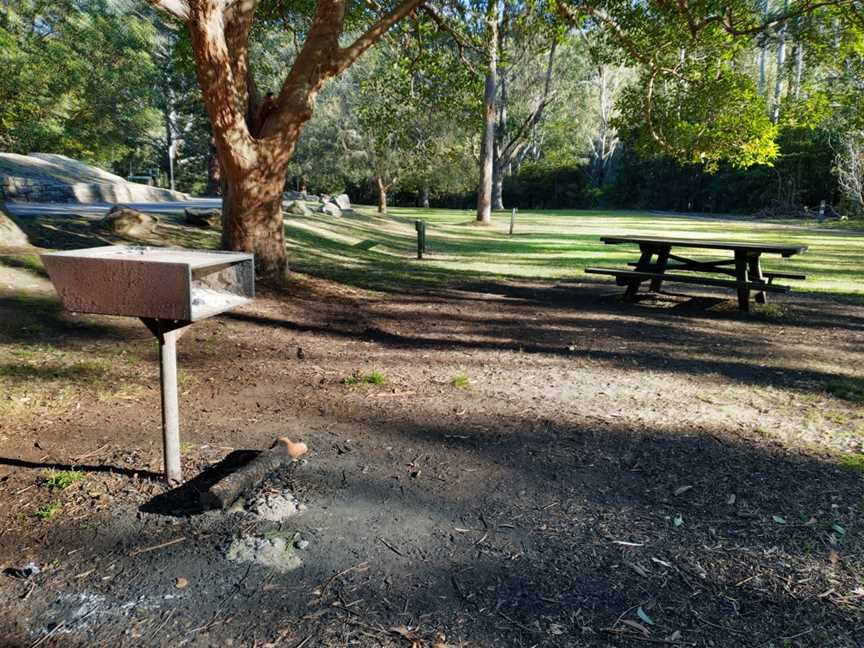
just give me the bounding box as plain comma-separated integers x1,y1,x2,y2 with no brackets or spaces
415,220,427,259
509,208,517,236
818,200,826,223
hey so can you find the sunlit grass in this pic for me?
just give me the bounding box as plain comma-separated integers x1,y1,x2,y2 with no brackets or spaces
282,207,864,300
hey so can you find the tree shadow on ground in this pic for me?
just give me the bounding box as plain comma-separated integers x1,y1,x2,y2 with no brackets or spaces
225,302,850,396
0,457,162,481
17,412,861,647
0,293,138,345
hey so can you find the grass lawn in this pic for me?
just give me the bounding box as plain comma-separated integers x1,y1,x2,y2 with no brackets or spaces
283,207,864,301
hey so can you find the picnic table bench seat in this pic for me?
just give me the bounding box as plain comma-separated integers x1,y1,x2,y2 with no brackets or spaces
623,261,807,283
585,267,792,293
585,235,808,312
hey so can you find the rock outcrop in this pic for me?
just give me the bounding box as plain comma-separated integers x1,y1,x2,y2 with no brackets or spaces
184,208,222,229
100,206,159,237
0,204,29,247
0,153,190,203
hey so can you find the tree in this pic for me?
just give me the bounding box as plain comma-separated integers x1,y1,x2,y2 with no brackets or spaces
556,0,863,170
836,132,864,215
146,0,427,281
0,0,162,165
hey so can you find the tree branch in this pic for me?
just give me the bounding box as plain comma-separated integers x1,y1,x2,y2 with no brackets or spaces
334,0,427,74
186,0,258,174
145,0,190,22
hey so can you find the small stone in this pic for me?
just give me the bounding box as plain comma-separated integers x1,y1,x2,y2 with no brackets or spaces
175,577,189,589
294,539,310,550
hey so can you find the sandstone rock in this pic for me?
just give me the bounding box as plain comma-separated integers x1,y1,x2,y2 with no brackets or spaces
0,205,29,247
283,190,307,201
319,202,342,217
333,193,351,210
101,206,158,237
184,208,222,229
285,200,312,216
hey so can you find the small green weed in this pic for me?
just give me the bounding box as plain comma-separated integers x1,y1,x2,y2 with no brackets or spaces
343,371,386,386
179,441,196,455
840,454,864,475
44,470,83,490
451,374,471,388
35,502,62,520
755,303,788,319
827,379,864,403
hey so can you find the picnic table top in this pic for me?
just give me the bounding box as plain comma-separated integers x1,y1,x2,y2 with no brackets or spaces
600,235,808,257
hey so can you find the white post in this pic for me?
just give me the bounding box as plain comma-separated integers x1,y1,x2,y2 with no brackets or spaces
168,139,176,193
158,328,182,484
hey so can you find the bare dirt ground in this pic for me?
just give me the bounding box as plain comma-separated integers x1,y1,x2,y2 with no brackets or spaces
1,220,863,647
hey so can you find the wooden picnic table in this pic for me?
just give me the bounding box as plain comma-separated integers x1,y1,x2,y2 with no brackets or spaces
585,235,808,312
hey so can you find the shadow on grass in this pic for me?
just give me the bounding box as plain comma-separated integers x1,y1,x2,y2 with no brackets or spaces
0,254,49,279
0,456,162,481
0,293,137,344
0,362,108,382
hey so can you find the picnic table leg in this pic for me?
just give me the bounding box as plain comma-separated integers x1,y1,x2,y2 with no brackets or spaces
734,250,750,312
624,246,655,299
748,254,767,304
649,246,671,292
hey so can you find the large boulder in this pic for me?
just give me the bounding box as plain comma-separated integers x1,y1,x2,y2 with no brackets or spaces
285,200,312,216
0,204,29,247
283,190,307,201
333,193,351,210
100,205,158,237
184,208,222,229
318,202,342,217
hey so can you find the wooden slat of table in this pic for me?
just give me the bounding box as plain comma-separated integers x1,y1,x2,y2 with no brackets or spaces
600,235,807,257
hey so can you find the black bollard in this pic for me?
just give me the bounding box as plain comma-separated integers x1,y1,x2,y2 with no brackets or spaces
415,220,427,259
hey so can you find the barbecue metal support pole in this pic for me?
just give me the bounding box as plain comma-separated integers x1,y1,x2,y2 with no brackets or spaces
158,328,182,485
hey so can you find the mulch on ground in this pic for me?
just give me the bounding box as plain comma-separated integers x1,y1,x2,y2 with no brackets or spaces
1,269,862,647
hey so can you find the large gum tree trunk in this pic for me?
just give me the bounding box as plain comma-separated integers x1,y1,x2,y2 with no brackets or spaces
221,167,288,279
475,1,499,224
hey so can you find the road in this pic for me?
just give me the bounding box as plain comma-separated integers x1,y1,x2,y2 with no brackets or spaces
5,198,223,219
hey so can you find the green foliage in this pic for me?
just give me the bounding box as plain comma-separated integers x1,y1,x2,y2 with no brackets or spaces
0,0,162,164
617,69,779,170
826,379,864,404
840,454,864,475
451,374,471,388
343,371,386,386
44,470,84,491
35,502,62,519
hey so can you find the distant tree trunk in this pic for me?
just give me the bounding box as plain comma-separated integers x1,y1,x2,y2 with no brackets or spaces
475,1,499,224
792,42,804,99
420,184,430,208
491,160,505,211
772,0,789,123
758,0,768,94
205,137,222,196
376,175,388,214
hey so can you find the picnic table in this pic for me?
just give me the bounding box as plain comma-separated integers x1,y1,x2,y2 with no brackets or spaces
585,235,807,312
